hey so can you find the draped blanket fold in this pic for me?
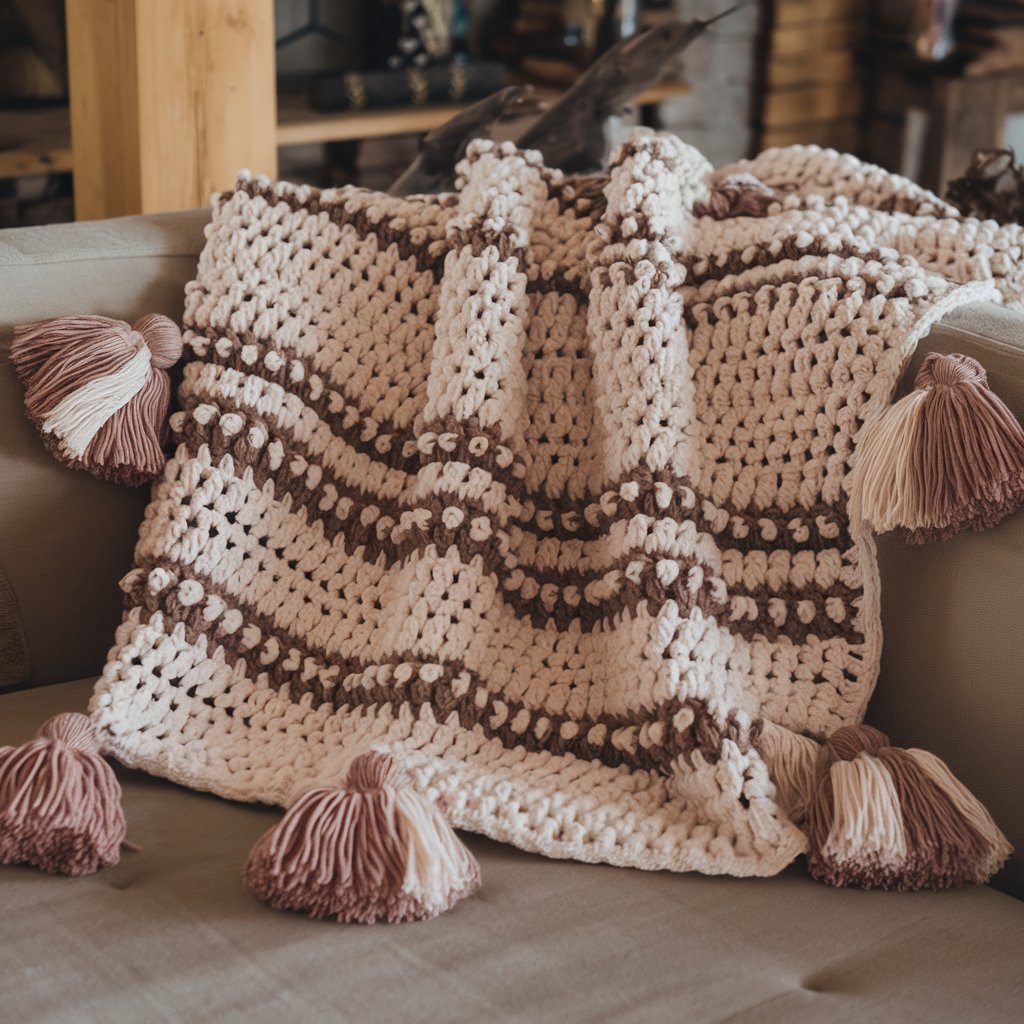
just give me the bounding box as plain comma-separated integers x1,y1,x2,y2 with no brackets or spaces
91,135,1020,878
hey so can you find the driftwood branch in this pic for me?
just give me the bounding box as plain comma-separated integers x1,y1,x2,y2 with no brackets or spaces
946,149,1024,224
388,5,740,194
516,9,734,173
388,86,534,196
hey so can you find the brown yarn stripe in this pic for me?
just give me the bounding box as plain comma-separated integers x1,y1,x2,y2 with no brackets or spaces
227,177,598,291
224,179,914,313
203,192,593,309
174,410,865,644
125,562,748,772
175,381,864,638
682,265,922,306
182,341,855,555
222,180,454,279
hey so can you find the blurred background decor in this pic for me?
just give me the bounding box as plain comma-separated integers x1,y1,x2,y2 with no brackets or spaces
6,1,1024,225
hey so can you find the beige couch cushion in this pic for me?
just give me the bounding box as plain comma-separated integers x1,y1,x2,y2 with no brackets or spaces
2,678,1022,1024
0,211,208,690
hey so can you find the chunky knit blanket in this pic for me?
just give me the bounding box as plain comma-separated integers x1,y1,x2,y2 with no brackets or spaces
92,135,1019,879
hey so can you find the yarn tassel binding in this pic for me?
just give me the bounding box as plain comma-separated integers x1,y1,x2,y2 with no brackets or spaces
0,713,127,876
850,352,1024,541
245,751,480,923
10,314,184,486
758,722,1011,890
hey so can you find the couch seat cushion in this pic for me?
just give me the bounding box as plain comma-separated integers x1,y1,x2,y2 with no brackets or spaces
2,679,1023,1024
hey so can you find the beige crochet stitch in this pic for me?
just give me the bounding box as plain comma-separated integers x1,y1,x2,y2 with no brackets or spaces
92,134,1019,880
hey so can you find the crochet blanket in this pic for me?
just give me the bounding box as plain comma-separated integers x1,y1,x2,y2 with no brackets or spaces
92,135,1017,879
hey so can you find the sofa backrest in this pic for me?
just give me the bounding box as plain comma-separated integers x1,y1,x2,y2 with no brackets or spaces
875,303,1024,897
0,210,208,691
0,214,1021,895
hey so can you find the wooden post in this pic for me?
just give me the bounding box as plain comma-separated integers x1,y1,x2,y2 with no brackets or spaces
66,0,278,220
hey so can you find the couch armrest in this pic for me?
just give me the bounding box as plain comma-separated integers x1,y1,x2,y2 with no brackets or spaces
0,210,208,691
871,302,1024,897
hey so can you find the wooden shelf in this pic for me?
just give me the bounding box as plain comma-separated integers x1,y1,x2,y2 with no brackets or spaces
0,79,691,182
278,94,472,146
0,107,72,179
277,79,691,148
7,0,692,217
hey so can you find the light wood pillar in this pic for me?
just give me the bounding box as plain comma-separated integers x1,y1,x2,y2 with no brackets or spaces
66,0,278,220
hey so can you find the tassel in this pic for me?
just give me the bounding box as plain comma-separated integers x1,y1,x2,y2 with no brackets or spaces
10,314,184,487
695,172,777,219
245,751,480,923
799,725,1011,890
756,721,820,825
0,713,127,876
850,352,1024,542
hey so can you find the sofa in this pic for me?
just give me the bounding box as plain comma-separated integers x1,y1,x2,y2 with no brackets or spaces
1,211,1022,1023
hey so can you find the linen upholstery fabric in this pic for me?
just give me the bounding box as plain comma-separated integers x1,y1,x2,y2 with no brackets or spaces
0,566,30,687
0,211,209,690
92,135,1021,880
4,678,1024,1024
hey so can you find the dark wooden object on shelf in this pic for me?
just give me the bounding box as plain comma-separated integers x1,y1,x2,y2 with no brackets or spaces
864,54,1024,194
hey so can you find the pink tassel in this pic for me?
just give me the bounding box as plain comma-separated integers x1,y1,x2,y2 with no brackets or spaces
695,172,777,218
759,721,1011,890
0,713,127,876
850,352,1024,541
245,751,480,923
802,725,1011,891
10,314,184,487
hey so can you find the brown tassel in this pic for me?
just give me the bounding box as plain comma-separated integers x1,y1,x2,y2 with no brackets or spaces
695,172,777,219
801,724,1011,891
0,713,127,876
10,314,184,487
850,352,1024,542
245,751,480,923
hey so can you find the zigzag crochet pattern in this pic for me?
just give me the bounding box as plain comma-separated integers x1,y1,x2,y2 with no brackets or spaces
91,135,1017,886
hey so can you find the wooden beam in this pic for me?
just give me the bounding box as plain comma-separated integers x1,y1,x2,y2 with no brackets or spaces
66,0,277,220
762,82,862,129
761,119,860,152
771,20,862,58
773,0,863,27
924,76,1007,196
765,49,856,89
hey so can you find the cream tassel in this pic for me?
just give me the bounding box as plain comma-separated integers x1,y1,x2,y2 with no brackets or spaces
849,388,928,533
760,719,1011,890
804,724,1011,890
42,340,151,457
394,785,479,912
821,754,908,870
